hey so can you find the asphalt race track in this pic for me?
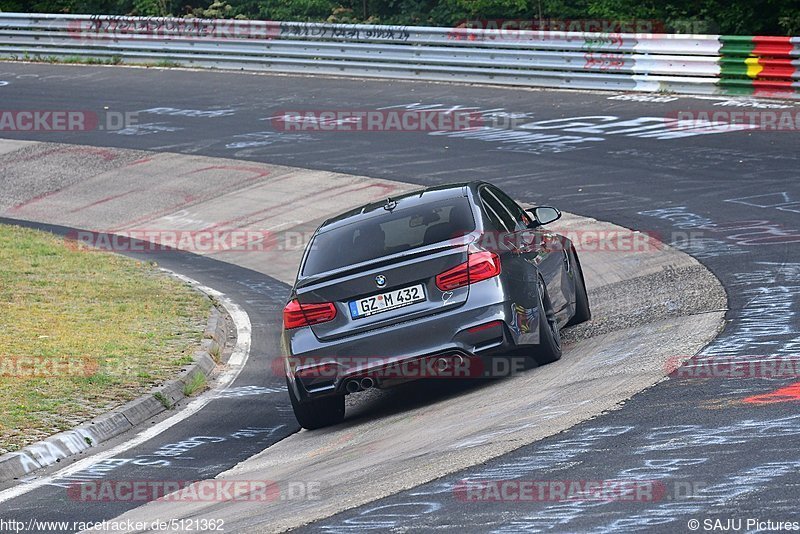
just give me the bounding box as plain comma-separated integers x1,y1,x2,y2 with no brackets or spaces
1,64,799,533
0,139,724,532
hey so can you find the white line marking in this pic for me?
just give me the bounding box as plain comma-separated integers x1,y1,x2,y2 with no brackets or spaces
0,270,252,504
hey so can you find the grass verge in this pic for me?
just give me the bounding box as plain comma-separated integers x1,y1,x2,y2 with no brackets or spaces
0,55,181,68
0,224,211,454
182,372,208,397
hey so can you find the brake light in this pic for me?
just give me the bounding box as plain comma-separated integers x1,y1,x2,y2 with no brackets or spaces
435,251,501,291
283,299,337,329
467,320,503,333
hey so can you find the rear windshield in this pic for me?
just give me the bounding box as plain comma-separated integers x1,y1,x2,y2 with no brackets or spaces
302,198,475,276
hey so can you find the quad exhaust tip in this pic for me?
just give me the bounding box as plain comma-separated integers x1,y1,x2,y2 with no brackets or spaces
344,354,467,393
435,354,465,373
345,376,375,393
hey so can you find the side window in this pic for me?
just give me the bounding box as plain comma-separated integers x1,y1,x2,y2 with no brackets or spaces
479,188,515,232
487,187,528,231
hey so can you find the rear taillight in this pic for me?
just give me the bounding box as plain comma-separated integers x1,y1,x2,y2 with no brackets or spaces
283,299,337,329
435,251,501,291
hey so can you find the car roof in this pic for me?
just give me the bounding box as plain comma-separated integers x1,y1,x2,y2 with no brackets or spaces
317,181,482,233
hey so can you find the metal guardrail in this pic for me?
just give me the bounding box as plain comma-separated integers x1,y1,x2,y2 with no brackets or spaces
0,13,797,98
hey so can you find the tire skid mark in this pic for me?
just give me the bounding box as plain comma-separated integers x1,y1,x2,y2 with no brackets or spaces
5,146,125,213
126,157,154,166
184,164,272,180
12,146,119,164
108,166,273,232
66,189,141,214
8,189,64,214
204,182,403,234
244,182,399,229
199,182,352,233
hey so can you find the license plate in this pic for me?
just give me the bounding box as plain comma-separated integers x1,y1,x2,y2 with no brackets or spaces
349,284,425,319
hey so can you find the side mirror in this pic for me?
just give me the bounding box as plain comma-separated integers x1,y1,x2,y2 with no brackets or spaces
527,206,561,227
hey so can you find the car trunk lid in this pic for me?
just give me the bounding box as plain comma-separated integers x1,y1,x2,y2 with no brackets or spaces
295,242,470,341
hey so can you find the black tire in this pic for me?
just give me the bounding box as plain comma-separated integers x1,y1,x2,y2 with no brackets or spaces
566,246,591,327
286,377,345,430
533,276,563,365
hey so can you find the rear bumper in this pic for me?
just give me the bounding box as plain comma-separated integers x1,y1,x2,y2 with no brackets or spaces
283,284,541,401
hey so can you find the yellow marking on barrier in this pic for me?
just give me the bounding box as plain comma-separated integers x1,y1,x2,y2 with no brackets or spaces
745,57,763,78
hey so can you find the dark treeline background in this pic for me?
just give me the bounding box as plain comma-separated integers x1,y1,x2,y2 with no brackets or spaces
1,0,798,35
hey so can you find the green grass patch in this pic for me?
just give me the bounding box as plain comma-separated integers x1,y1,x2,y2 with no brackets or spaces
1,55,175,68
182,372,208,397
153,60,183,68
0,224,211,453
209,342,222,363
153,391,172,410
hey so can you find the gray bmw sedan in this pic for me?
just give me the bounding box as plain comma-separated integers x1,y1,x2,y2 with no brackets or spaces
282,181,590,429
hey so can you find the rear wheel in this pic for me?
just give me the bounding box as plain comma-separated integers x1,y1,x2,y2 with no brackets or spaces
566,247,591,327
533,276,562,365
286,377,345,430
